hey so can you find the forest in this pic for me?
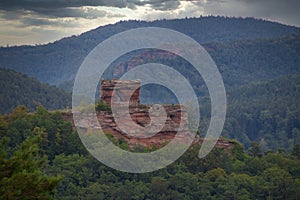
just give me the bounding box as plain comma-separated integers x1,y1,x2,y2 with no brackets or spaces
0,68,71,114
1,106,300,199
198,74,300,151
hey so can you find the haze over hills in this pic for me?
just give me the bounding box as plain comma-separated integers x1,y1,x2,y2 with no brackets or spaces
0,16,300,87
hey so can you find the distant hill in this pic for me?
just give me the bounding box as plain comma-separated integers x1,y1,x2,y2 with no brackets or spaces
0,16,299,87
206,34,300,86
81,33,299,105
103,33,300,90
0,68,71,114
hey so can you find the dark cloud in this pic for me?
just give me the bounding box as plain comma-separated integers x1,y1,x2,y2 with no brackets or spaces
241,0,300,26
0,0,186,13
237,0,300,12
0,8,109,20
237,0,300,18
128,0,181,11
0,0,184,23
31,7,108,19
190,0,300,27
19,18,61,27
0,0,128,10
150,0,181,11
0,0,129,21
18,17,79,28
0,10,29,20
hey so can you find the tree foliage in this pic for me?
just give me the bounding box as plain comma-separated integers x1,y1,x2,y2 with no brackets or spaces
1,106,300,199
0,128,62,199
0,68,71,114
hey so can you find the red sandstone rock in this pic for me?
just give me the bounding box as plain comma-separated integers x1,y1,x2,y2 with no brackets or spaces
62,80,232,150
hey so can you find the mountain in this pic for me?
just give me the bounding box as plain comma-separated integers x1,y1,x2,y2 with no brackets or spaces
100,34,300,99
0,16,300,87
0,68,71,114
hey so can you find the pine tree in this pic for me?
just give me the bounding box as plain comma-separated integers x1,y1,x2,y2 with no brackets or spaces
0,128,62,200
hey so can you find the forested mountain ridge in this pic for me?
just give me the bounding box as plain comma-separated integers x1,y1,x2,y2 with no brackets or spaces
0,68,70,114
103,33,300,92
199,74,300,151
0,16,299,86
206,34,300,86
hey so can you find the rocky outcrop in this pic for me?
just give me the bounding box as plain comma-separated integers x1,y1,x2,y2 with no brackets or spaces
97,104,189,148
62,79,233,150
64,103,190,148
62,110,233,150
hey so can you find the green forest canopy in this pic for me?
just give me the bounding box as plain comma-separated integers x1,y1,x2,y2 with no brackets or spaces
1,106,300,199
0,68,70,114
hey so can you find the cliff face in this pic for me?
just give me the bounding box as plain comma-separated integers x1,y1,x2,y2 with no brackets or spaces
62,109,233,150
62,104,190,148
97,104,190,148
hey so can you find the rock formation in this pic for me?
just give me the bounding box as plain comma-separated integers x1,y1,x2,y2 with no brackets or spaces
100,79,140,106
63,79,232,150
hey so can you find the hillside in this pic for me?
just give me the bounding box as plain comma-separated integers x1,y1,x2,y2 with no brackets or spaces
0,16,299,86
99,34,300,100
206,34,300,86
0,68,71,114
199,74,300,151
1,107,300,199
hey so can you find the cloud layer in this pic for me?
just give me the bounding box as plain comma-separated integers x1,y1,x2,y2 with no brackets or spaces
0,0,299,45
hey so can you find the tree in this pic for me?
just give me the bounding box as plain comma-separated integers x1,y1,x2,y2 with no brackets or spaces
0,128,62,199
263,167,294,199
248,142,262,157
150,177,169,199
292,144,300,158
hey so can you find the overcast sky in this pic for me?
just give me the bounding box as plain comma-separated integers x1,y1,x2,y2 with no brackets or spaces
0,0,299,46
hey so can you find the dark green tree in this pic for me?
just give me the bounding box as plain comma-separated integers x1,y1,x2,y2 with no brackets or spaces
248,142,262,157
292,144,300,158
0,128,62,199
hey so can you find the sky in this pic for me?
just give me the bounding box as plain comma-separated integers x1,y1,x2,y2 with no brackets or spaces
0,0,299,46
